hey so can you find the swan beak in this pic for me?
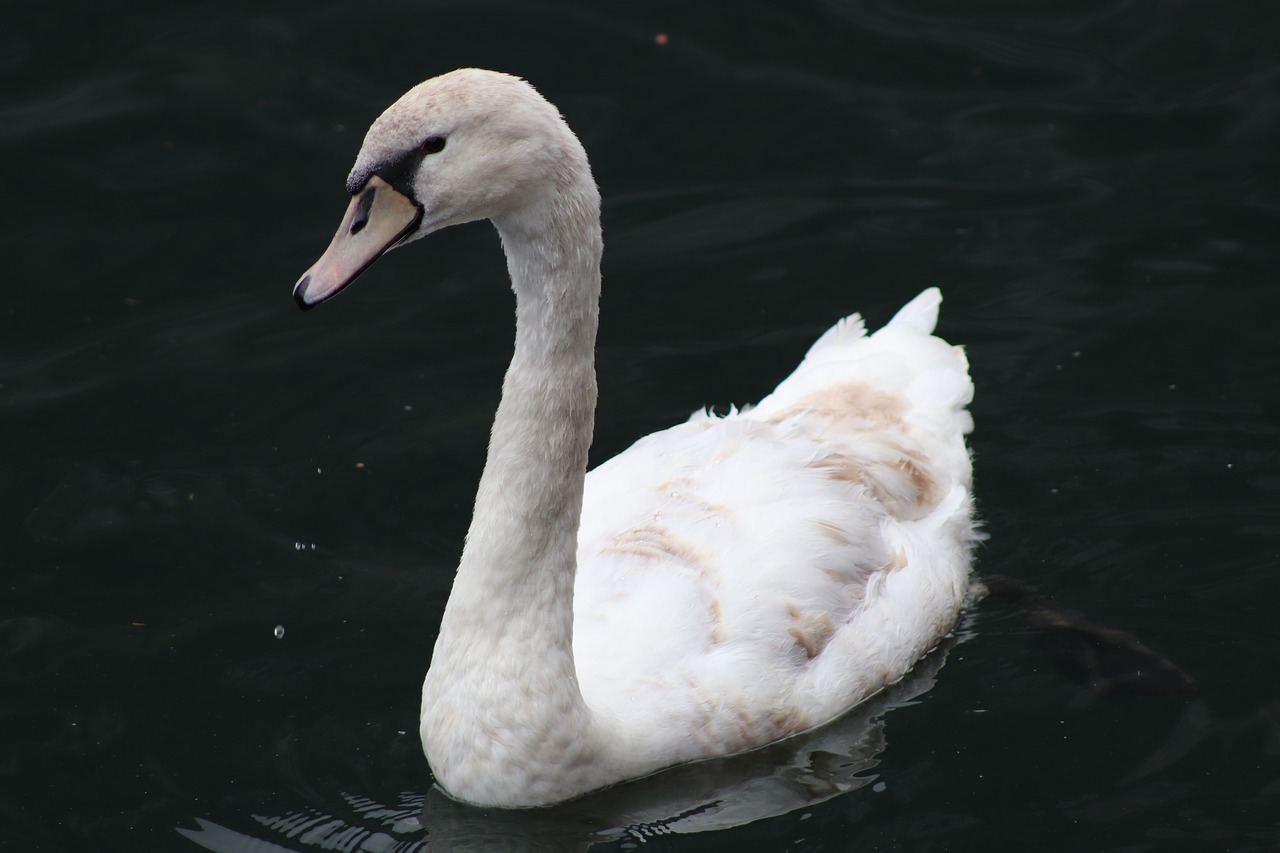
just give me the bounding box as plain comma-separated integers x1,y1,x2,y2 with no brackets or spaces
293,175,423,310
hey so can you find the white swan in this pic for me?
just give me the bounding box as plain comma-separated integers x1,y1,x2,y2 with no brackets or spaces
294,69,977,809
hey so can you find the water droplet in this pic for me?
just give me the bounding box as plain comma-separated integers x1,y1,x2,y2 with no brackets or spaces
273,625,285,639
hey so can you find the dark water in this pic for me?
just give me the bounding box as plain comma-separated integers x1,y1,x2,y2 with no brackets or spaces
4,1,1278,850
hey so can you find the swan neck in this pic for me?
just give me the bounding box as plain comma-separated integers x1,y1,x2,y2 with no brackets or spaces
463,206,601,586
476,183,603,579
422,168,605,804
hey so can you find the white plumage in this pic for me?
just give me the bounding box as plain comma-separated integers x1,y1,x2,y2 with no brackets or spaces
294,69,977,809
576,286,974,758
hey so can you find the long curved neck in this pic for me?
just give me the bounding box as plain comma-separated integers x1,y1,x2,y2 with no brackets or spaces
453,193,602,630
422,163,605,805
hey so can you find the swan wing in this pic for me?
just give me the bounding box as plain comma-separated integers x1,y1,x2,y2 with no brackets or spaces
573,288,975,763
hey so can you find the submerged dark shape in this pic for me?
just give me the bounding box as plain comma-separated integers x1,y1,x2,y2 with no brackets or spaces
983,574,1197,696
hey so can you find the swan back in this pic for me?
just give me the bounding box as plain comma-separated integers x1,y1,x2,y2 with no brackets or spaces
574,288,975,764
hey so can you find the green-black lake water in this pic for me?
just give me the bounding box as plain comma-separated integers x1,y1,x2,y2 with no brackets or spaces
3,2,1278,850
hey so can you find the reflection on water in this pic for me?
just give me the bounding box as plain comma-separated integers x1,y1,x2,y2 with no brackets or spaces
178,642,953,852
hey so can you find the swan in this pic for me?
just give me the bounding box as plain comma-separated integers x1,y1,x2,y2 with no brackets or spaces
293,68,977,809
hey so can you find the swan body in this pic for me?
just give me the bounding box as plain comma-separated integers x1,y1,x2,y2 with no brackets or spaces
294,69,976,808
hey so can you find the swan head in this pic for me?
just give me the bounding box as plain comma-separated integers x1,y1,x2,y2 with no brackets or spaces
294,68,589,309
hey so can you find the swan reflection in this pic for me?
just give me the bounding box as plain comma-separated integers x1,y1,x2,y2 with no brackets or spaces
178,639,951,852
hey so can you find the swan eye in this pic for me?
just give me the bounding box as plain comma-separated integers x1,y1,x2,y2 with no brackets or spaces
421,136,447,155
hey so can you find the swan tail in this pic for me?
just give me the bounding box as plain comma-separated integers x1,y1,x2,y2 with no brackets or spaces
749,288,972,431
886,286,941,335
802,312,868,361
